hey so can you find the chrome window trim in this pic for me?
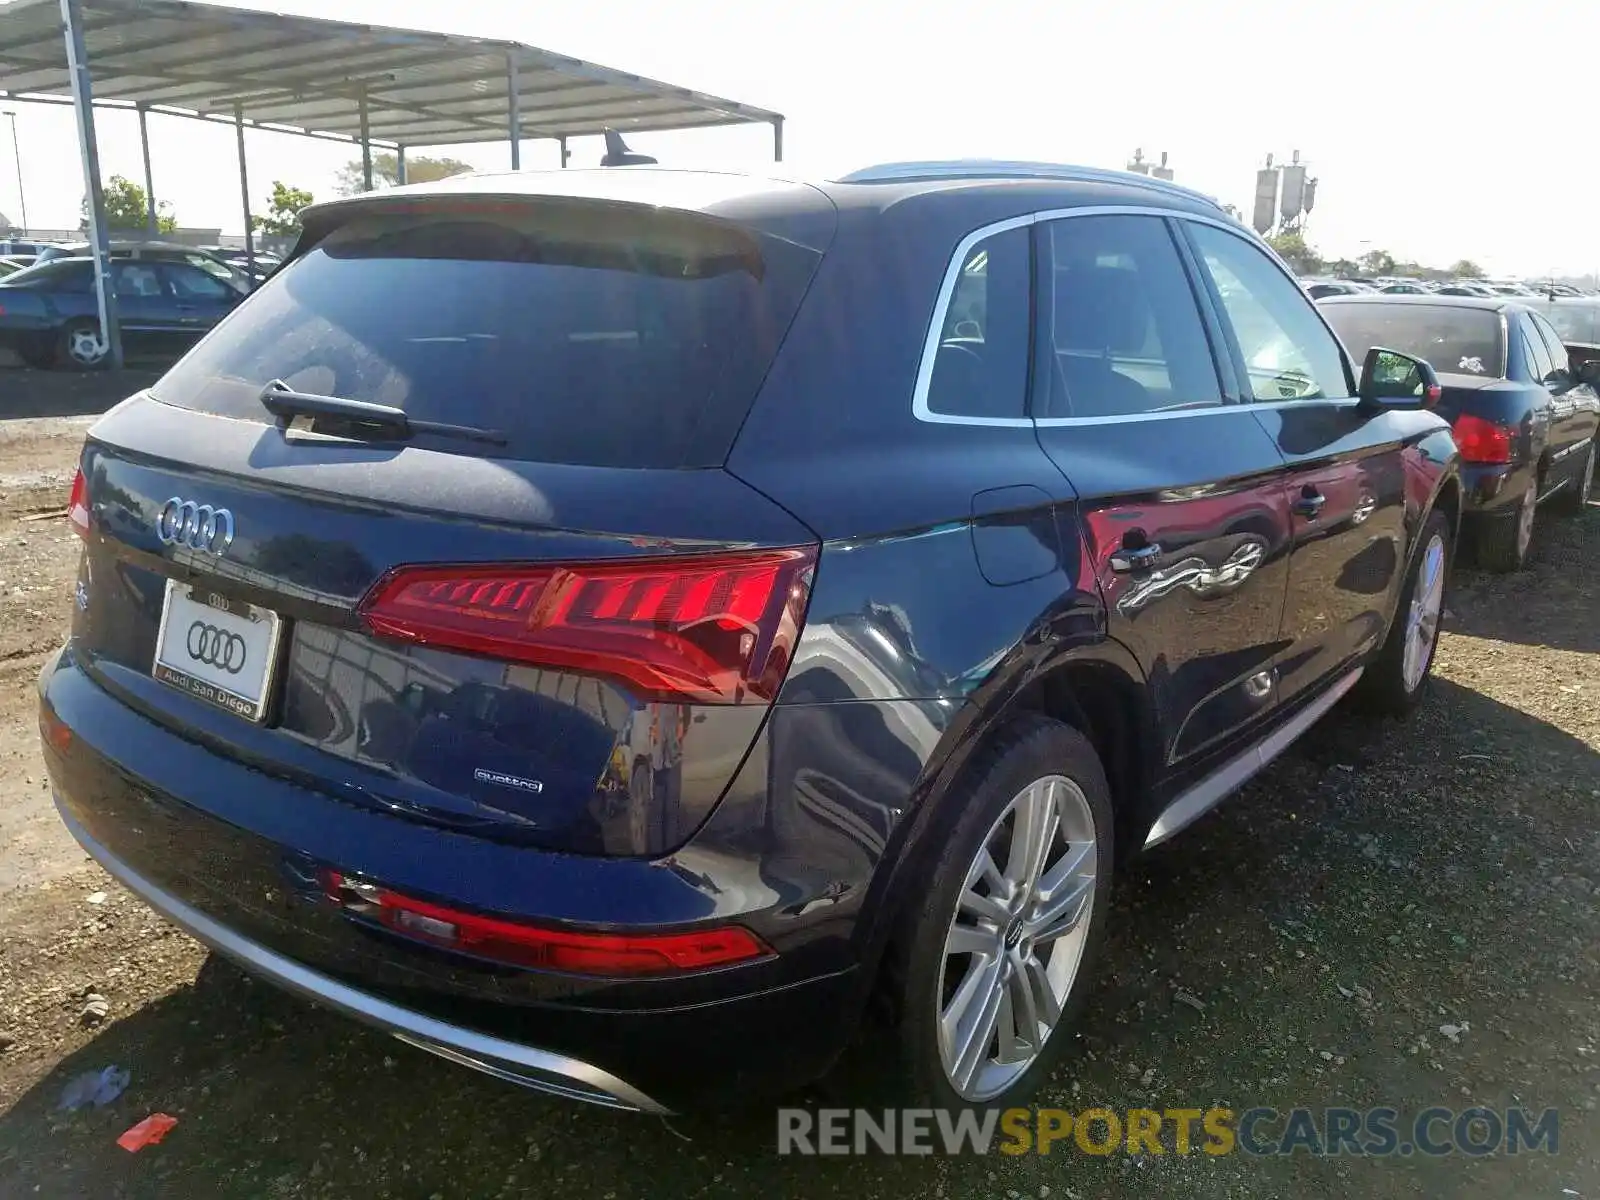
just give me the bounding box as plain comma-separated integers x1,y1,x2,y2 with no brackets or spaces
910,205,1360,428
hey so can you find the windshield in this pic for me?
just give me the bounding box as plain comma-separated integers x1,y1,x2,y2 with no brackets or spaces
150,201,823,468
1321,302,1506,378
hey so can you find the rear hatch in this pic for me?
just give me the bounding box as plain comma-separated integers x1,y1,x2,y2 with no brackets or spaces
71,182,833,857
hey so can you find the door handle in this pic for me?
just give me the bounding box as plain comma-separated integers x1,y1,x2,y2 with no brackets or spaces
1292,487,1326,519
1110,540,1163,573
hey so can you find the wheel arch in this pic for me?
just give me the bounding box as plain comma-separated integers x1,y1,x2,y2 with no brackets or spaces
855,636,1156,1024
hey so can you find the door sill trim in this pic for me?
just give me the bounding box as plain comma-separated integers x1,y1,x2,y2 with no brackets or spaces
1143,667,1362,849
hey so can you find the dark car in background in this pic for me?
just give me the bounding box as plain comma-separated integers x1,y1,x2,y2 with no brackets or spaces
0,256,240,368
42,162,1461,1114
1320,295,1599,570
1533,296,1600,370
35,240,253,295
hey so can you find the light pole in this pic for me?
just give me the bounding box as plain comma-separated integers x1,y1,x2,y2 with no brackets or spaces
1,110,26,235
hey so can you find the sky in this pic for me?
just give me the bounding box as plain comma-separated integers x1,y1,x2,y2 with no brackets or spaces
1,0,1597,277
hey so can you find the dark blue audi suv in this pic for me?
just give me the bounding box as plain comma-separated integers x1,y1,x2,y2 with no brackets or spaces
41,161,1461,1113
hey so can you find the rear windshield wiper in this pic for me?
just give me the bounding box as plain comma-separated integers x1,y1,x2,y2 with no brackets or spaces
258,380,507,447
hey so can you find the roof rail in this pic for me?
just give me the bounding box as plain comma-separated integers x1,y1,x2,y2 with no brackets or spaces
834,160,1222,209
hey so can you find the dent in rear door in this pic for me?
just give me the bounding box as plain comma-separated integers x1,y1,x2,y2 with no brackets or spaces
1027,212,1293,768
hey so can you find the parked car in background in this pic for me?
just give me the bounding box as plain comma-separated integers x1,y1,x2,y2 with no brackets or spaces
200,246,283,285
1435,282,1495,297
1379,281,1428,295
1532,297,1600,369
0,238,58,256
35,241,253,295
0,255,240,368
42,161,1462,1114
1320,294,1599,570
1303,278,1372,299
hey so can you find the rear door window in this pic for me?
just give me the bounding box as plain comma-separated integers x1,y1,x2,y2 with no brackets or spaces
1531,313,1574,379
1519,317,1555,384
151,202,823,468
1033,214,1222,418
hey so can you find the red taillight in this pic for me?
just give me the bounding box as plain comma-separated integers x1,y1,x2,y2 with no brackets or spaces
1424,383,1443,408
358,548,815,704
67,468,91,539
320,871,771,975
1451,413,1514,464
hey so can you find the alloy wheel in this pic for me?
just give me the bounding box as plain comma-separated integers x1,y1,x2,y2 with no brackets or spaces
937,774,1098,1102
1402,533,1446,693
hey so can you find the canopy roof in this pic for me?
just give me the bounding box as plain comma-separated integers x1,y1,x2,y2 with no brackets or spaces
0,0,783,147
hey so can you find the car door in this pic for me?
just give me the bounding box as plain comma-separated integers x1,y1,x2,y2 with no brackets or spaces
1180,220,1411,711
1028,211,1295,771
158,263,239,346
109,261,174,356
1529,310,1599,491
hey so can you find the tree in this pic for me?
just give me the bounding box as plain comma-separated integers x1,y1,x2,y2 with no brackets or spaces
1358,248,1396,276
82,175,176,233
251,181,315,237
1448,259,1485,279
335,152,472,195
1265,230,1322,275
1326,258,1360,278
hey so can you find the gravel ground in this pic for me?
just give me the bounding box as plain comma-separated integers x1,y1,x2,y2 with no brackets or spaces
0,408,1595,1198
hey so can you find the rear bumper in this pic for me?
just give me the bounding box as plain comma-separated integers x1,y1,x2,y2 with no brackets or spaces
40,645,866,1111
57,801,670,1112
1459,460,1535,515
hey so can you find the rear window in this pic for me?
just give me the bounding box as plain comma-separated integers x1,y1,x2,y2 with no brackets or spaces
1321,302,1505,378
150,202,822,468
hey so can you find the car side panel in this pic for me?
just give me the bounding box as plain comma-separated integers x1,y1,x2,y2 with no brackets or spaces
1249,404,1417,706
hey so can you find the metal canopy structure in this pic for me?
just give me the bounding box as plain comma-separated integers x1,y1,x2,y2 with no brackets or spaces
0,0,785,367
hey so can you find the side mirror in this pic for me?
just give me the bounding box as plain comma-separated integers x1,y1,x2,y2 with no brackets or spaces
1357,346,1442,412
1578,358,1600,389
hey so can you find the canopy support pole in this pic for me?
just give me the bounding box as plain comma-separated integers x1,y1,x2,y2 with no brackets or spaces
507,51,521,169
137,103,157,235
558,135,569,168
772,117,783,162
60,0,121,369
234,104,255,281
359,93,373,191
395,145,407,185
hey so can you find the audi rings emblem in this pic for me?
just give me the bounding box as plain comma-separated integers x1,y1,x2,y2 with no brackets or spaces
187,622,248,674
157,497,235,555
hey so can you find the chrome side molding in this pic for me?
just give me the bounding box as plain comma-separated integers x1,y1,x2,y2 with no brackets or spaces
1143,667,1363,849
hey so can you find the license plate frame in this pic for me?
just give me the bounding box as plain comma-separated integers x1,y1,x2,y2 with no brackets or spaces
151,579,284,723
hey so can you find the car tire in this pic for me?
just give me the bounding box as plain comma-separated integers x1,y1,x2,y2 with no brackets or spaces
1551,442,1594,516
57,320,110,371
1473,484,1536,572
887,715,1113,1109
1357,508,1451,716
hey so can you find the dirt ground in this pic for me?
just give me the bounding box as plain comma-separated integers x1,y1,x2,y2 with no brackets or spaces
0,396,1595,1198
